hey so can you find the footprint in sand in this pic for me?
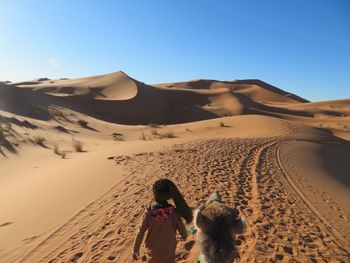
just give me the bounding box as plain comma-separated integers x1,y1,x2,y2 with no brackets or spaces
0,222,13,227
103,230,115,239
70,252,83,262
107,255,116,261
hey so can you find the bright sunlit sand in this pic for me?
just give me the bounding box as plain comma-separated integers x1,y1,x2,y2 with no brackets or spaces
0,71,349,262
1,1,349,262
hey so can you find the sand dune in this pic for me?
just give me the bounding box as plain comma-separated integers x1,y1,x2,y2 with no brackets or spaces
2,71,348,138
2,72,241,124
279,140,350,243
15,71,138,100
0,71,349,262
154,79,308,104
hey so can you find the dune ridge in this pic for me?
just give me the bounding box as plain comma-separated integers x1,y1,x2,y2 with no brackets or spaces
2,71,348,139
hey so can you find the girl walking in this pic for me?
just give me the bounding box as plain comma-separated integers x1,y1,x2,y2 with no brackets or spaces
132,179,193,263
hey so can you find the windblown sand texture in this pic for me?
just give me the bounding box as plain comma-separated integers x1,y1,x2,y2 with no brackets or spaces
0,71,349,262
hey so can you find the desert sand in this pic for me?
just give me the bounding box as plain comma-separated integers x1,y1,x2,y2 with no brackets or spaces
0,71,349,262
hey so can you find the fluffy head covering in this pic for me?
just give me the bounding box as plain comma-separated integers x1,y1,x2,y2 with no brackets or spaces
152,179,193,223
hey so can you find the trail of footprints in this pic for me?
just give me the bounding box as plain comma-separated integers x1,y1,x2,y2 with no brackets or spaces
22,138,349,262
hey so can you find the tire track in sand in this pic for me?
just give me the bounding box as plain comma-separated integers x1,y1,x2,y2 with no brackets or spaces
276,141,350,256
237,139,282,262
250,138,350,262
12,138,350,262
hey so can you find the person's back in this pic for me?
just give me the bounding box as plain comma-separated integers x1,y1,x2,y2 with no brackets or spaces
133,203,187,262
132,179,192,263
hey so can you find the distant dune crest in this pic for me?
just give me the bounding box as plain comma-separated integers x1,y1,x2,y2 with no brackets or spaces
0,70,349,136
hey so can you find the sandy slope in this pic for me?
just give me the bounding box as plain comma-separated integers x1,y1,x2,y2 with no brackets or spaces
1,71,350,262
279,141,350,243
1,71,349,139
15,71,138,100
1,116,349,262
153,79,308,104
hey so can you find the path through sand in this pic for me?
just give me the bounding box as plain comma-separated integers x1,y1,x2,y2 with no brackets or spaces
5,136,349,262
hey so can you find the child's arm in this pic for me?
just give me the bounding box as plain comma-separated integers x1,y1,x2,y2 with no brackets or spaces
175,212,188,240
132,213,148,259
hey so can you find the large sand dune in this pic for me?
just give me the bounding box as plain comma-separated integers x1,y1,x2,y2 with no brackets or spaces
0,71,349,262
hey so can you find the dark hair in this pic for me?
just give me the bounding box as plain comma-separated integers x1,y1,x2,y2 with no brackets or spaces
152,179,193,223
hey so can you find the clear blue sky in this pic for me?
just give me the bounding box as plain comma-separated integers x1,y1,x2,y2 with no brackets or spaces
0,0,349,101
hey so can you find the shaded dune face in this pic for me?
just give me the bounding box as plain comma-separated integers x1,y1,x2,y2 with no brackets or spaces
14,71,138,100
1,72,244,125
1,71,349,140
153,78,308,104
